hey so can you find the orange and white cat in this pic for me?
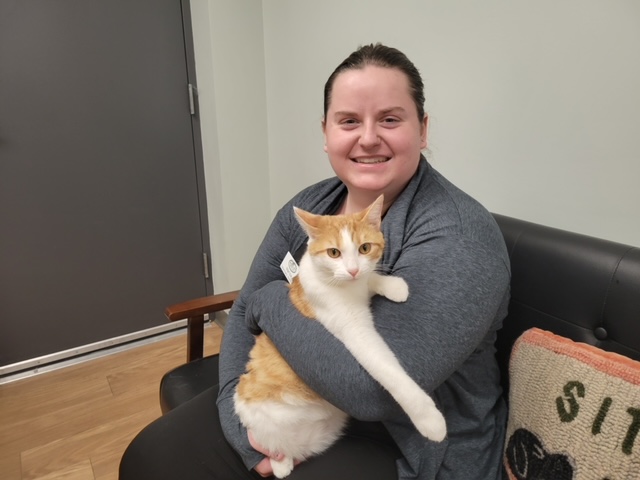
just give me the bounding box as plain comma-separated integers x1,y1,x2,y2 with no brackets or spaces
234,195,446,478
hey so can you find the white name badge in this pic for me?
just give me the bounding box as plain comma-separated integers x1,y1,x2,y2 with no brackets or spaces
280,251,299,284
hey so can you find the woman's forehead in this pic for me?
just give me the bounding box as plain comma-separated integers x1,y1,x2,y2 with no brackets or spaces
329,66,413,109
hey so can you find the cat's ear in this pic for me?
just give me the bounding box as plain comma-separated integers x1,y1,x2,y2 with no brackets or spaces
363,195,384,229
293,206,321,238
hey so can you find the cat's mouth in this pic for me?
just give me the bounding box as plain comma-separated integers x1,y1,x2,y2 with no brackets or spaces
351,156,390,164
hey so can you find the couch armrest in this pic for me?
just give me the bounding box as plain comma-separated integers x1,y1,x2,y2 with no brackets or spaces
165,290,239,362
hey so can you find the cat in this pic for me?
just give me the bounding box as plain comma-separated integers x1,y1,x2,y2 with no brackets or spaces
234,195,447,478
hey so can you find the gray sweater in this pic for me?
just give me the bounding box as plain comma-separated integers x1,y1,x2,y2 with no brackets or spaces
217,158,510,479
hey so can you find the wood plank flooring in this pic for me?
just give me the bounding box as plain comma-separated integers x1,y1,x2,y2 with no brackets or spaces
0,324,223,480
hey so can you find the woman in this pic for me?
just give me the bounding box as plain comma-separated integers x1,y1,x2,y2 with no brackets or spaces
120,43,510,480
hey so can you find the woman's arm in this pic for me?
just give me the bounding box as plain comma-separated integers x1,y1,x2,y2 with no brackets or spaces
245,234,510,421
215,204,299,469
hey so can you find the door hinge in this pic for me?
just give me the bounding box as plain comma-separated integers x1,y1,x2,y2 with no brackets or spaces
203,252,210,279
188,83,197,115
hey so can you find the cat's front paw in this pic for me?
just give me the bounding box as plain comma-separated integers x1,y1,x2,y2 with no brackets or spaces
415,408,447,443
271,457,295,479
381,276,409,303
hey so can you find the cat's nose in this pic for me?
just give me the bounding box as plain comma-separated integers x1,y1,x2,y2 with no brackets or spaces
347,268,359,278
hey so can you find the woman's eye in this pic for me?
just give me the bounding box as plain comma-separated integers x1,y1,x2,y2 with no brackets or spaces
327,248,341,258
358,243,371,254
382,117,399,124
340,119,358,128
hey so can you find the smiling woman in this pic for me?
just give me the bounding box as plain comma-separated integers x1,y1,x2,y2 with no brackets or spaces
322,67,428,215
121,43,510,480
322,47,429,216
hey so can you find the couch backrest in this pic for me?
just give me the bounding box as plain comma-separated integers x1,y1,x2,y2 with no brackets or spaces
492,213,640,394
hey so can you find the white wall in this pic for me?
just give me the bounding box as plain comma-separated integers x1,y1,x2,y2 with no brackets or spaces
193,0,640,291
190,0,271,292
263,0,640,245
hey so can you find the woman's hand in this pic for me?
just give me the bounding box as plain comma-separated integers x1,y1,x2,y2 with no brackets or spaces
253,457,275,478
248,430,283,477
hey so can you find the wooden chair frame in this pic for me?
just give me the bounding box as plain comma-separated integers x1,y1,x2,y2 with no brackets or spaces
165,290,239,362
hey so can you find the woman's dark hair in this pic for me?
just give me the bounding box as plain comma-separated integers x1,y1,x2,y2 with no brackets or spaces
323,43,425,121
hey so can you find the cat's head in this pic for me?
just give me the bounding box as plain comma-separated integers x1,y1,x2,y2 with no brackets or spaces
293,195,385,283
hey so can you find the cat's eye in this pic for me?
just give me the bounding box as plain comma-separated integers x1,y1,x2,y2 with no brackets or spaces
359,243,372,254
327,248,341,258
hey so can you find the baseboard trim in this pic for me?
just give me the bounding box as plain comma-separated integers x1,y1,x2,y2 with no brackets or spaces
0,320,194,384
0,309,229,385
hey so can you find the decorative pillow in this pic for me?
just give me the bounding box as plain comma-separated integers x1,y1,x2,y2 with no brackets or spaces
504,328,640,480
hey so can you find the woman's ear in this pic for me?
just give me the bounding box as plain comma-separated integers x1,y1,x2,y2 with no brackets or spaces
321,118,328,152
420,114,429,149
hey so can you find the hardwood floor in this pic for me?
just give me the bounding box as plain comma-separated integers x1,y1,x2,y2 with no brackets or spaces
0,324,223,480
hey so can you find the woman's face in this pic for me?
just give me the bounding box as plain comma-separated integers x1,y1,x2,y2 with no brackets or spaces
323,65,428,204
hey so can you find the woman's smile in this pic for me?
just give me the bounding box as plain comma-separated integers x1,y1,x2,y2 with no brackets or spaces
322,65,427,211
351,156,390,164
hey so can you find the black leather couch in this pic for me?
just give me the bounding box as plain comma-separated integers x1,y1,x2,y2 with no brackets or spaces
159,213,640,417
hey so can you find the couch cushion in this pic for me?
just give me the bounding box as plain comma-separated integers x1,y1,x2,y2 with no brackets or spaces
504,328,640,480
159,354,219,413
493,214,640,400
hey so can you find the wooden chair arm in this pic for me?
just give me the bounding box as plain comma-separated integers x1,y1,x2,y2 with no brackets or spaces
165,290,239,362
165,290,239,321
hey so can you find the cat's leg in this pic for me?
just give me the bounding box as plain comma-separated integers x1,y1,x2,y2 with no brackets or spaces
327,316,447,442
368,272,409,303
395,385,448,442
270,456,295,479
357,334,446,441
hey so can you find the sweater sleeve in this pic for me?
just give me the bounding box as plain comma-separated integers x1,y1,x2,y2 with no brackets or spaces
247,233,510,422
216,204,297,470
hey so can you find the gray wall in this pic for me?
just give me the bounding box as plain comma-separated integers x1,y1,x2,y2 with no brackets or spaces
192,0,640,292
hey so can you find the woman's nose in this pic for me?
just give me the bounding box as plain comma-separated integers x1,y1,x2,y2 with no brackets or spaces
359,123,381,148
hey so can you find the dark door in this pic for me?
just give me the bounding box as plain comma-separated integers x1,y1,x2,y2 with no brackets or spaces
0,1,211,366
